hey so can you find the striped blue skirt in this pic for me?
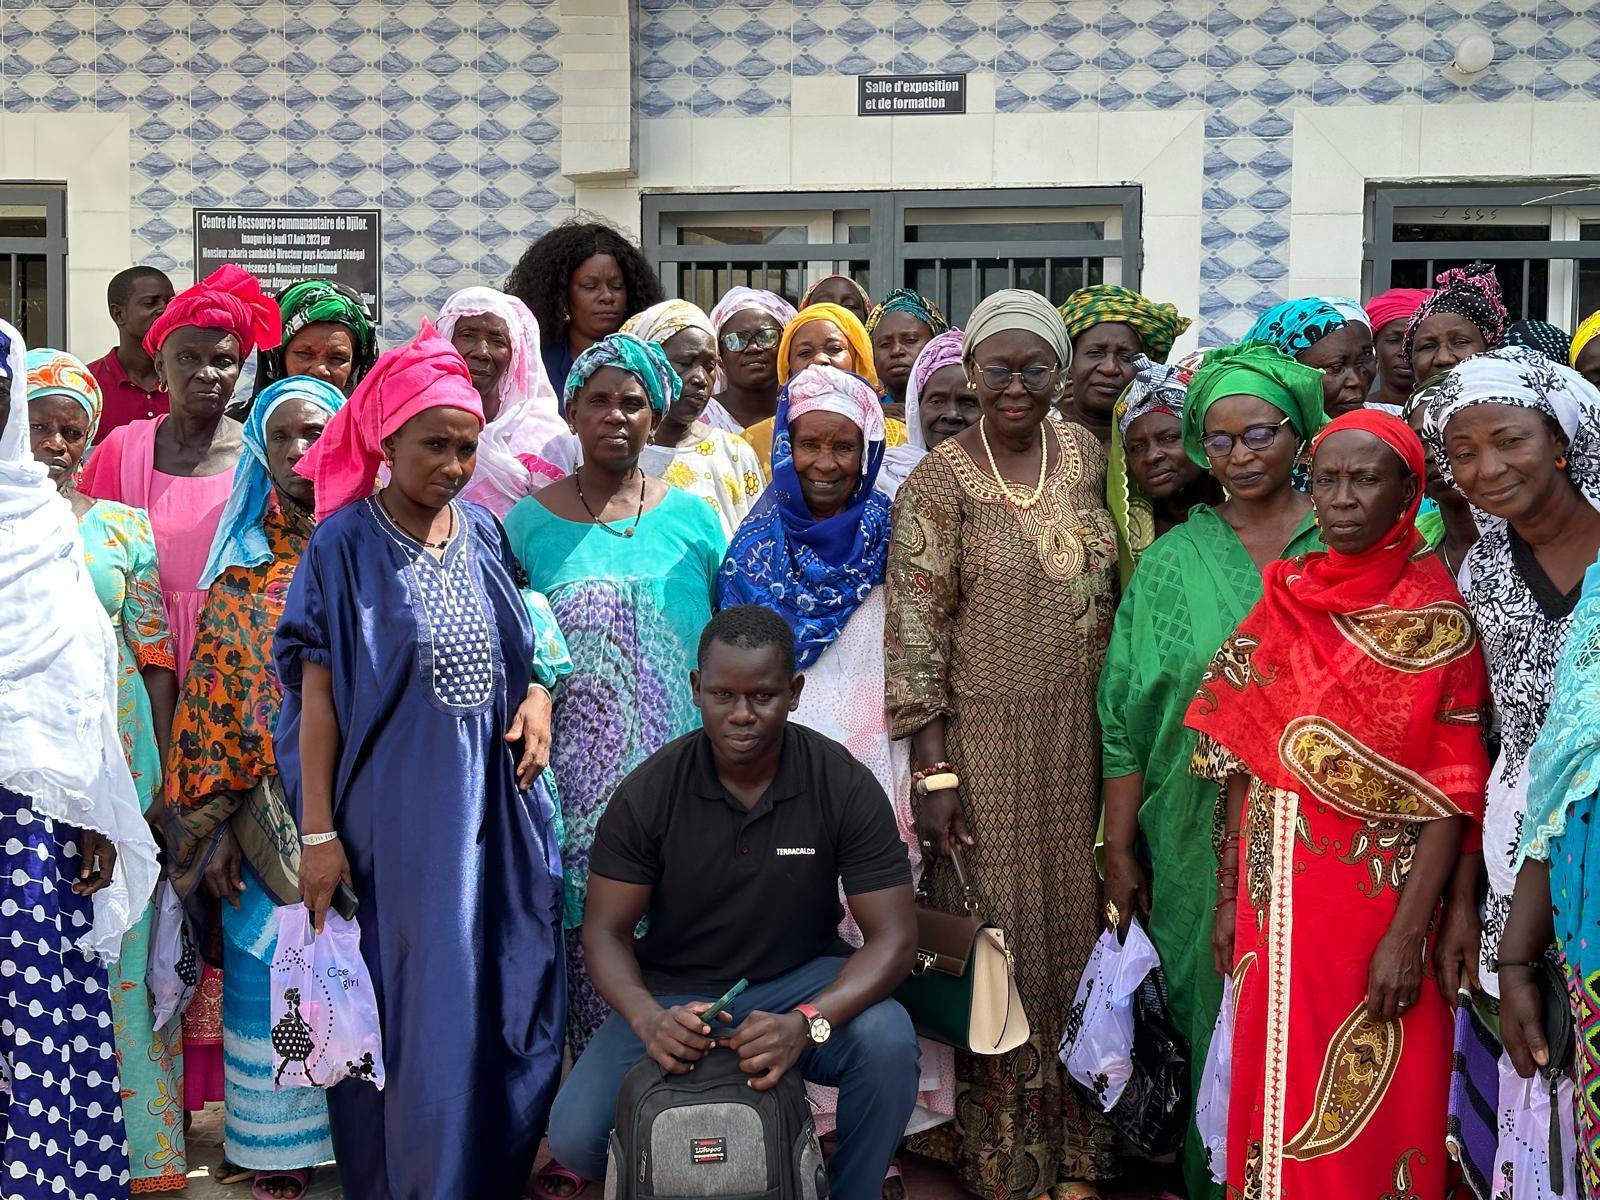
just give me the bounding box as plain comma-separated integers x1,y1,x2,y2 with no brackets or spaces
220,872,333,1171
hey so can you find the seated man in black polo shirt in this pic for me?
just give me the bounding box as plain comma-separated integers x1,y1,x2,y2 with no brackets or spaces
545,605,920,1200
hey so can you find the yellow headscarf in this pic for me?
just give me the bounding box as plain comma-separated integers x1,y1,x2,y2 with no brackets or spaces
776,303,880,389
1572,310,1600,368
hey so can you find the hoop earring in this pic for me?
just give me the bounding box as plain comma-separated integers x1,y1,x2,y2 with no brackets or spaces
1557,455,1569,469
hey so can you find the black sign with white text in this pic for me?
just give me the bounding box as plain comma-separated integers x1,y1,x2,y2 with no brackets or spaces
194,208,382,319
857,74,967,116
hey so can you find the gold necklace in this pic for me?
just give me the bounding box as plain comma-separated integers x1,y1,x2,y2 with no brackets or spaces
979,418,1048,510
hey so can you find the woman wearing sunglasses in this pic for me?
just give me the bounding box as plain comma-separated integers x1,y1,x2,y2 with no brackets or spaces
702,287,797,432
1097,340,1326,1200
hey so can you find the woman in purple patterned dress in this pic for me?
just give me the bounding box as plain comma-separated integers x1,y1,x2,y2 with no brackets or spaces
503,333,723,1058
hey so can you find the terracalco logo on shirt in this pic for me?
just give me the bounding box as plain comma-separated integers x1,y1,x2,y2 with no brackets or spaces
774,847,816,856
692,1137,727,1165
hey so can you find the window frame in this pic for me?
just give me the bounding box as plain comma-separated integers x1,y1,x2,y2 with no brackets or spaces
1365,183,1600,327
642,186,1143,315
0,184,68,349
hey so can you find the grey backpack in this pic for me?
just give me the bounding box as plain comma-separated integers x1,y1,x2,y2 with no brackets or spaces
605,1047,827,1200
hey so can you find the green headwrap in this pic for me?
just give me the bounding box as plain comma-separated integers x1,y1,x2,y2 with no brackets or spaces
1182,340,1327,467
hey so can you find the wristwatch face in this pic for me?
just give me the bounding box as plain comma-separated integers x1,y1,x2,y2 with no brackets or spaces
807,1015,831,1044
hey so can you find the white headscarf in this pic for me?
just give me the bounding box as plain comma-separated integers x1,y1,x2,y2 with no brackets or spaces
437,287,575,516
0,319,158,960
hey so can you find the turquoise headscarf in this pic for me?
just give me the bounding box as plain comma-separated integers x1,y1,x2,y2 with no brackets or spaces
1244,298,1350,357
199,375,345,588
562,331,681,414
1182,341,1328,467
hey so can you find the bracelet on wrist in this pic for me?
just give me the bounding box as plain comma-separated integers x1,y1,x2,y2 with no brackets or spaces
301,830,340,847
914,771,960,797
913,761,955,782
1492,958,1544,972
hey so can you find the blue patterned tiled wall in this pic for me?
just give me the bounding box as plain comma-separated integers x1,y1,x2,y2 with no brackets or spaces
639,0,1600,336
0,0,569,338
2,0,1598,340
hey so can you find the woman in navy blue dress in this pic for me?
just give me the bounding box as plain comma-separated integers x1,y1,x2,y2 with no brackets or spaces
274,323,566,1199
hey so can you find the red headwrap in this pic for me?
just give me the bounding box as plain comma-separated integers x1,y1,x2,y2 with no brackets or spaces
143,264,282,360
294,320,484,521
1275,409,1426,613
1363,288,1433,335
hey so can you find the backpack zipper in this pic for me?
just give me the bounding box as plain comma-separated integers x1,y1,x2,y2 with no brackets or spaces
638,1147,647,1185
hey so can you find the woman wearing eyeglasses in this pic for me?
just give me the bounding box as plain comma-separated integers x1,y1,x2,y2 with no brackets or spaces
1095,341,1325,1200
886,290,1121,1200
702,287,797,432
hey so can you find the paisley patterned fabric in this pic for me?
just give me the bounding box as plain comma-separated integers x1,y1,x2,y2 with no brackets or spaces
1184,431,1492,1199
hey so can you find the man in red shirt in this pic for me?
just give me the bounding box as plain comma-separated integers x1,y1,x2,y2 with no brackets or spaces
86,266,175,442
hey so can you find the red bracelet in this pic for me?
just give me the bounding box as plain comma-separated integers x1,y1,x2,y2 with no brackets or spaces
913,761,956,783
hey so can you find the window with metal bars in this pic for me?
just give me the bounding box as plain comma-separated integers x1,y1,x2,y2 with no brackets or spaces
0,186,67,349
1366,183,1600,328
642,188,1142,327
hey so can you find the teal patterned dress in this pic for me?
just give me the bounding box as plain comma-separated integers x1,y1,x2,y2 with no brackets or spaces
504,486,724,1053
78,500,188,1192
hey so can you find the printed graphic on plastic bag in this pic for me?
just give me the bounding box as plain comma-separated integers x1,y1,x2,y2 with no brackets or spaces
1196,975,1234,1183
146,880,199,1030
1492,1055,1578,1200
1058,920,1161,1110
269,905,386,1090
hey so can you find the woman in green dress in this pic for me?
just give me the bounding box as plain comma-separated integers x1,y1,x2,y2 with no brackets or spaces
25,348,187,1193
1096,342,1327,1200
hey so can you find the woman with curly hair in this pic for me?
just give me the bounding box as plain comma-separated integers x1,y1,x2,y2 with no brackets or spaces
505,219,665,396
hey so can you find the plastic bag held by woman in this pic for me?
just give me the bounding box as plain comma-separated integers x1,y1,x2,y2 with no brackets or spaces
269,906,387,1090
1493,1055,1578,1200
1058,920,1161,1109
146,880,199,1029
1195,975,1234,1184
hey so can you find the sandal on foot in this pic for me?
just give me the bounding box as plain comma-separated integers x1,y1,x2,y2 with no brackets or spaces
531,1160,591,1200
210,1160,255,1186
252,1169,313,1200
881,1162,909,1200
1051,1185,1103,1200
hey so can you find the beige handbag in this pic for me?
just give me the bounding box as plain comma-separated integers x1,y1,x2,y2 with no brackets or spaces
892,846,1031,1055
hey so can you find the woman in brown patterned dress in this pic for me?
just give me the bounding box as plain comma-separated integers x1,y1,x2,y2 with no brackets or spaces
886,289,1119,1200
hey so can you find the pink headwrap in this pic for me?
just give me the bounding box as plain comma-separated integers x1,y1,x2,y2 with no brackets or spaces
436,287,571,516
295,320,485,521
144,263,281,360
1364,287,1433,334
707,286,798,334
785,364,886,445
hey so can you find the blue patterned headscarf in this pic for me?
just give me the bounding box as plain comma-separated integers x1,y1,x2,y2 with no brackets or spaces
199,375,345,588
561,331,680,415
1244,298,1350,357
717,365,892,669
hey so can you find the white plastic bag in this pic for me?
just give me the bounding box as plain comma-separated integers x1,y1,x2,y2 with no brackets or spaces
1058,919,1160,1110
269,905,386,1090
1493,1054,1578,1200
145,881,198,1030
1196,975,1234,1183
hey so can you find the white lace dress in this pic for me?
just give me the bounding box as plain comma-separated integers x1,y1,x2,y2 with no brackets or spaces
793,587,955,1136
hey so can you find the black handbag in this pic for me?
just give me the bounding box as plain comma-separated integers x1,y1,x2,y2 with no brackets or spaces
1105,965,1190,1158
1537,957,1577,1195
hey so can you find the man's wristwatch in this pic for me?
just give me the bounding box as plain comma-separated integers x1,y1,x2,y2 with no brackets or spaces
795,1003,831,1045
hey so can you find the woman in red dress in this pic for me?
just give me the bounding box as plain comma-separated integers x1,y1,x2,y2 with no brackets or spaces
1186,409,1491,1200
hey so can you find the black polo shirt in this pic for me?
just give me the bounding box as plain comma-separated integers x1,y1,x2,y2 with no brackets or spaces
589,723,912,995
